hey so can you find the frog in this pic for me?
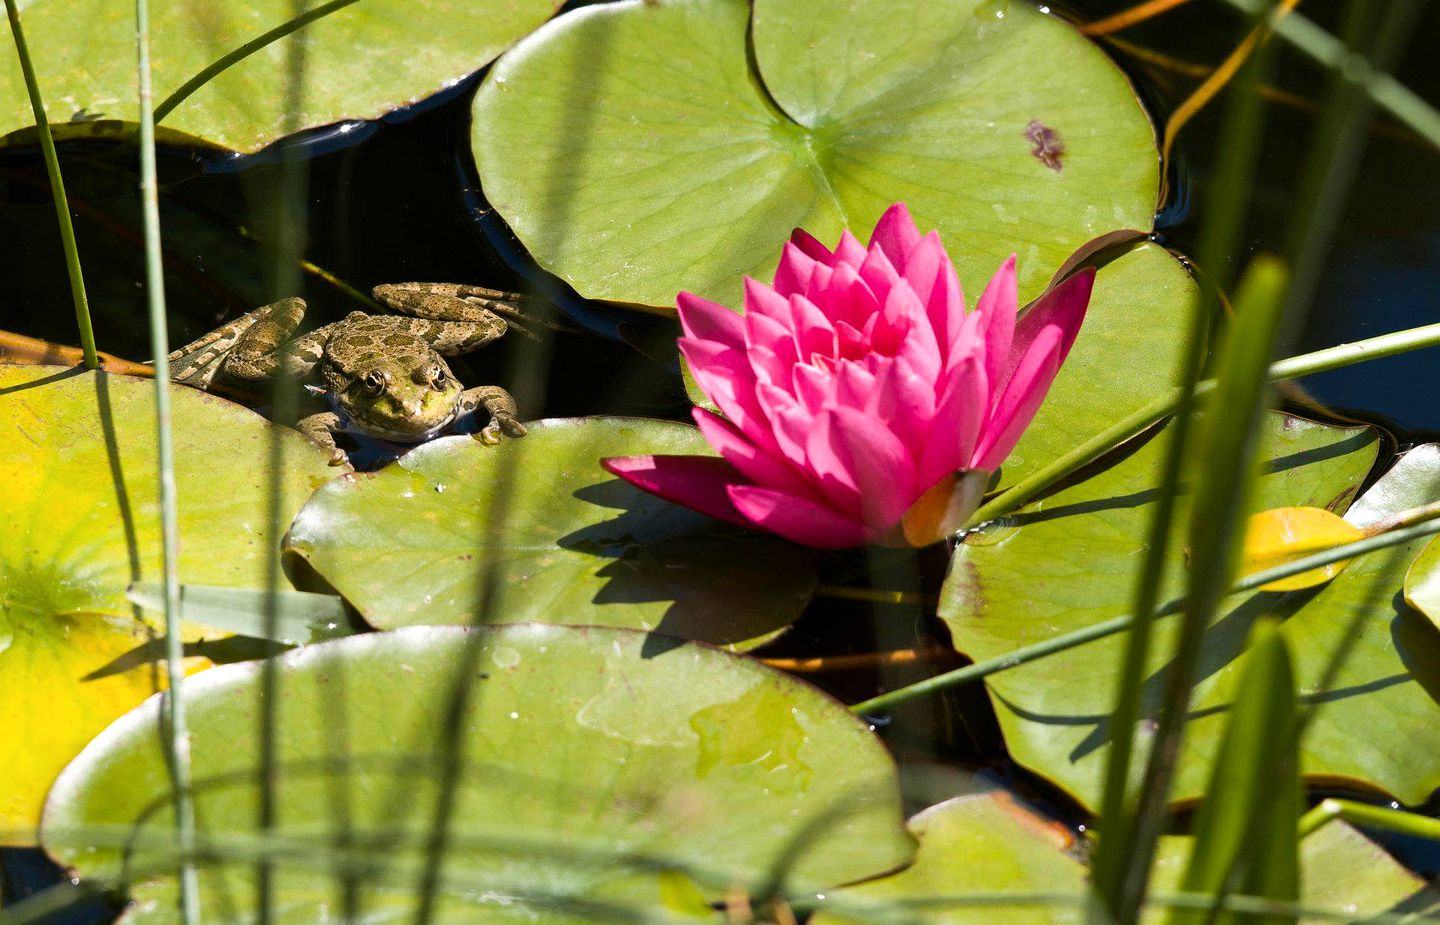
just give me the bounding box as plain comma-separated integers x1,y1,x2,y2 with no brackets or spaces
167,282,528,464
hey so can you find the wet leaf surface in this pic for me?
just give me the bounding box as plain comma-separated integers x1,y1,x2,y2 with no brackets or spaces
42,624,915,921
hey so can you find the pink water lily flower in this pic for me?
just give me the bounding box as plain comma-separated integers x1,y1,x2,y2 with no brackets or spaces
603,204,1094,548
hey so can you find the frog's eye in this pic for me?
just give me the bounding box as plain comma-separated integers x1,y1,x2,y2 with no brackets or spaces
428,365,449,388
362,371,387,396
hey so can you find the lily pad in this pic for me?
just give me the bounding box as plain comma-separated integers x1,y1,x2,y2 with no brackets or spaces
937,414,1440,812
0,365,337,842
0,0,558,152
812,789,1427,923
1403,529,1440,632
811,790,1086,924
284,418,818,651
42,624,915,920
473,0,1158,312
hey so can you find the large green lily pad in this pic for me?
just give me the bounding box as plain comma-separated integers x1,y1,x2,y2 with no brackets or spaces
0,0,558,152
0,365,337,842
284,417,818,651
473,0,1157,311
812,789,1427,923
938,415,1440,812
42,624,915,920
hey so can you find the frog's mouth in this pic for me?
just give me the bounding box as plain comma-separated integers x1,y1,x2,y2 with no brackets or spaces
348,409,458,443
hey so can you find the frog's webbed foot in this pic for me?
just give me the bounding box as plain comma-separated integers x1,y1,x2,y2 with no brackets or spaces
296,411,349,466
459,385,527,445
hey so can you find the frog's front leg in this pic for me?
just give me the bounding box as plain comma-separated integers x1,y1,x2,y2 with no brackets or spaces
296,411,348,466
457,386,527,445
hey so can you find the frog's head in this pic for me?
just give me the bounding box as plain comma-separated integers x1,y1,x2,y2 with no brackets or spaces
337,352,463,441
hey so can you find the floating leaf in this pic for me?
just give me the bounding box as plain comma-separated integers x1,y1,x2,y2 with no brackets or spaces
284,418,817,651
811,790,1086,924
0,0,558,152
42,624,916,919
1240,506,1366,591
1402,534,1440,632
812,788,1426,923
938,415,1440,812
473,0,1157,311
0,365,337,842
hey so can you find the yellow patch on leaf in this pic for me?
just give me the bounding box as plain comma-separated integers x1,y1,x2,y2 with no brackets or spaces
0,607,210,844
1240,506,1364,592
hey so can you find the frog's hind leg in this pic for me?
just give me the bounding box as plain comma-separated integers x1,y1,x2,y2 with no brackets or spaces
219,298,327,383
457,385,526,444
166,303,276,389
372,282,527,322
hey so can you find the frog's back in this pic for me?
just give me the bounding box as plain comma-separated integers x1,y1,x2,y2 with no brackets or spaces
323,314,437,380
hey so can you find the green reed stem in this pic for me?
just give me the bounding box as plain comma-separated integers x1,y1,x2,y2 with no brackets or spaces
3,0,97,369
969,319,1440,527
134,0,199,920
850,503,1440,717
153,0,361,124
1218,0,1440,148
1298,797,1440,841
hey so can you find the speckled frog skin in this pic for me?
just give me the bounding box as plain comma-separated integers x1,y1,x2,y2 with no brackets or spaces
168,282,527,464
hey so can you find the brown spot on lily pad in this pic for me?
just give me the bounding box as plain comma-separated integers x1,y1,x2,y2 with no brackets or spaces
1025,119,1065,172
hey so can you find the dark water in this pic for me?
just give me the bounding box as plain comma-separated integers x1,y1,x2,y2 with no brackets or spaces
2,0,1439,914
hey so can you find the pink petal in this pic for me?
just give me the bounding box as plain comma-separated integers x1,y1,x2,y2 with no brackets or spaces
601,455,751,527
874,352,938,447
970,325,1064,471
692,408,815,499
803,410,863,514
678,340,772,453
791,227,835,264
677,292,745,352
827,406,917,530
788,294,838,362
885,280,941,385
833,230,868,269
743,276,790,322
758,382,811,468
928,253,967,364
902,232,946,315
868,203,922,273
917,353,987,488
744,309,797,365
773,242,819,297
974,255,1018,395
791,361,833,417
817,261,879,332
858,241,901,303
996,267,1095,397
728,484,873,548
